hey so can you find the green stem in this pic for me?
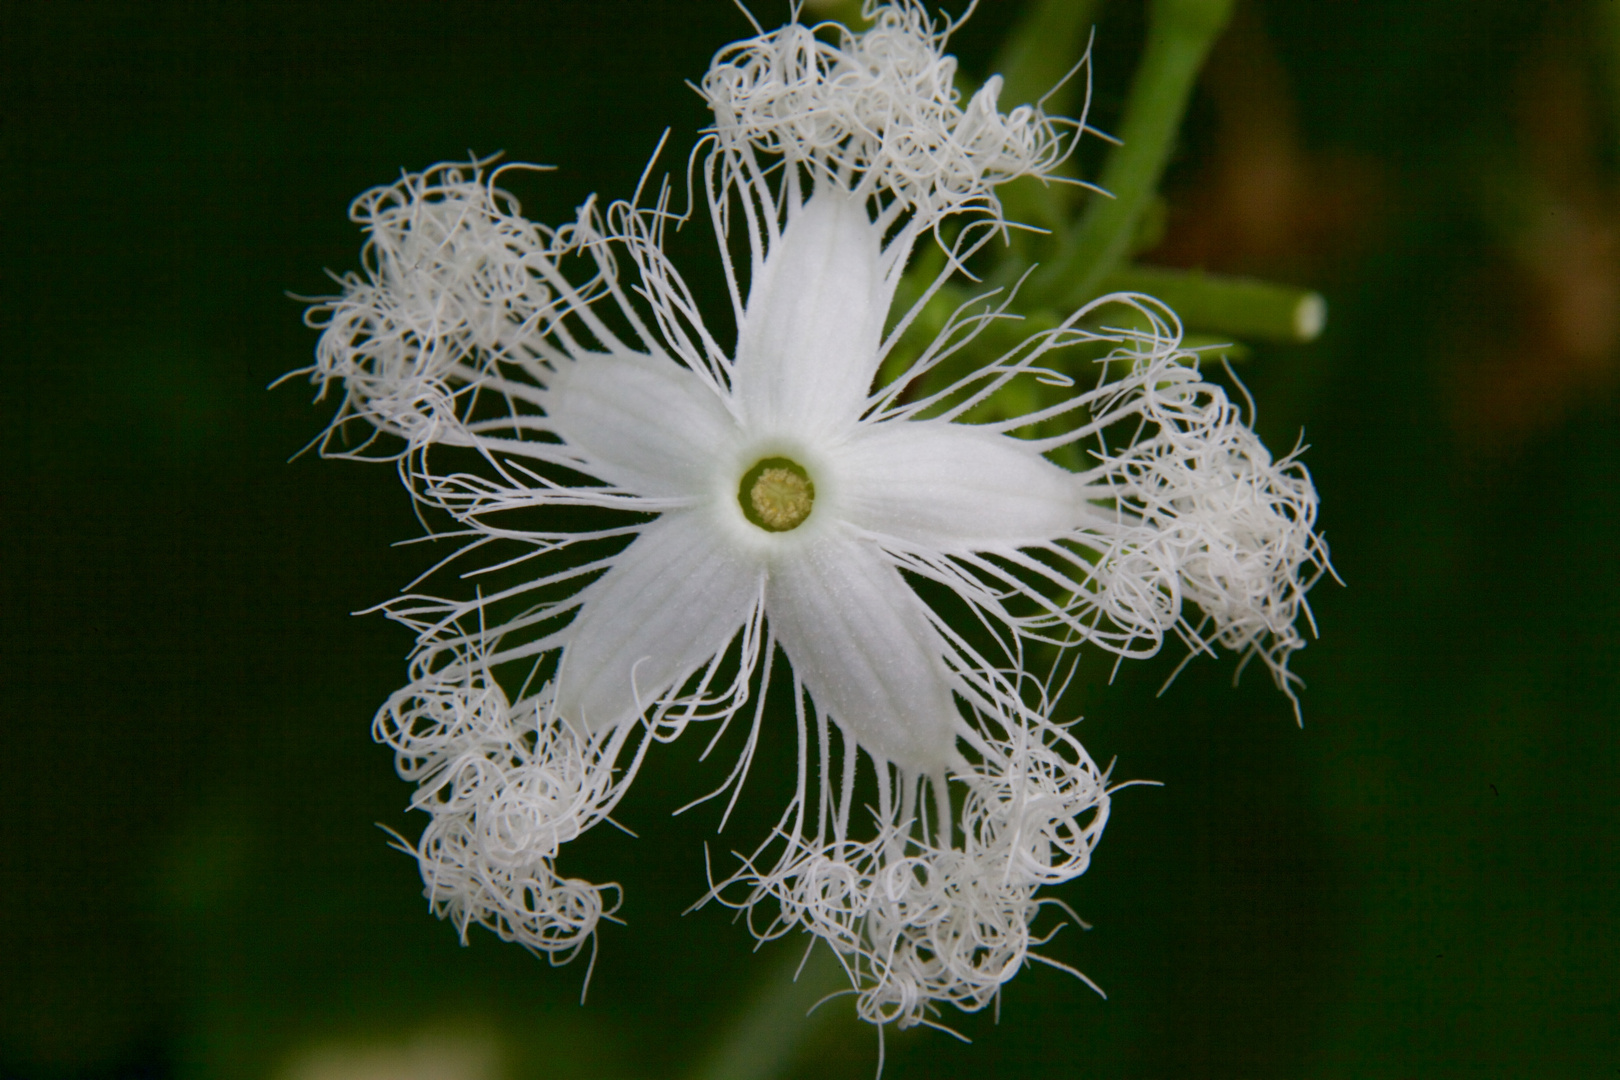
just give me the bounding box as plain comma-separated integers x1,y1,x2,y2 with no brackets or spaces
1100,265,1327,342
1035,0,1235,306
686,945,850,1080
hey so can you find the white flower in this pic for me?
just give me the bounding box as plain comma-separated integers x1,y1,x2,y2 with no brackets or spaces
296,0,1329,1032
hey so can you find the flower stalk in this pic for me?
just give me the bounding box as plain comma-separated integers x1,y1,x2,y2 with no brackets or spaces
1033,0,1237,306
1099,265,1327,343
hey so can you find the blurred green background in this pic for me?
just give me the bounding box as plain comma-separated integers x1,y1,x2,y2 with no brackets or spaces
3,1,1616,1077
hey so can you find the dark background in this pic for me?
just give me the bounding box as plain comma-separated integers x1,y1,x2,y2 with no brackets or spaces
3,1,1616,1077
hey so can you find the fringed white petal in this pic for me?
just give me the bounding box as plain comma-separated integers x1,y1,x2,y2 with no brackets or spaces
765,529,959,773
704,711,1112,1030
1074,351,1332,698
373,660,632,963
838,418,1084,549
300,160,558,456
701,1,1077,223
543,350,740,499
1118,417,1329,705
557,509,763,733
734,188,896,438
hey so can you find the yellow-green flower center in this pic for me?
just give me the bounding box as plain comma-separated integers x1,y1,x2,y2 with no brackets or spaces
740,457,815,532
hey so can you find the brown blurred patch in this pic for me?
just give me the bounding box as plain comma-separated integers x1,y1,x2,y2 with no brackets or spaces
1145,0,1383,281
1443,18,1620,448
1149,0,1620,449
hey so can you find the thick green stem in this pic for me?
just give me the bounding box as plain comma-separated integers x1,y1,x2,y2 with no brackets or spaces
1035,0,1235,306
1101,265,1327,342
686,945,849,1080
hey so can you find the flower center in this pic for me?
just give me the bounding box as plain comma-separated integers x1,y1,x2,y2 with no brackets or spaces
739,457,815,532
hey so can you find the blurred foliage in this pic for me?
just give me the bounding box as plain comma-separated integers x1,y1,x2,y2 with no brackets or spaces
3,0,1617,1078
